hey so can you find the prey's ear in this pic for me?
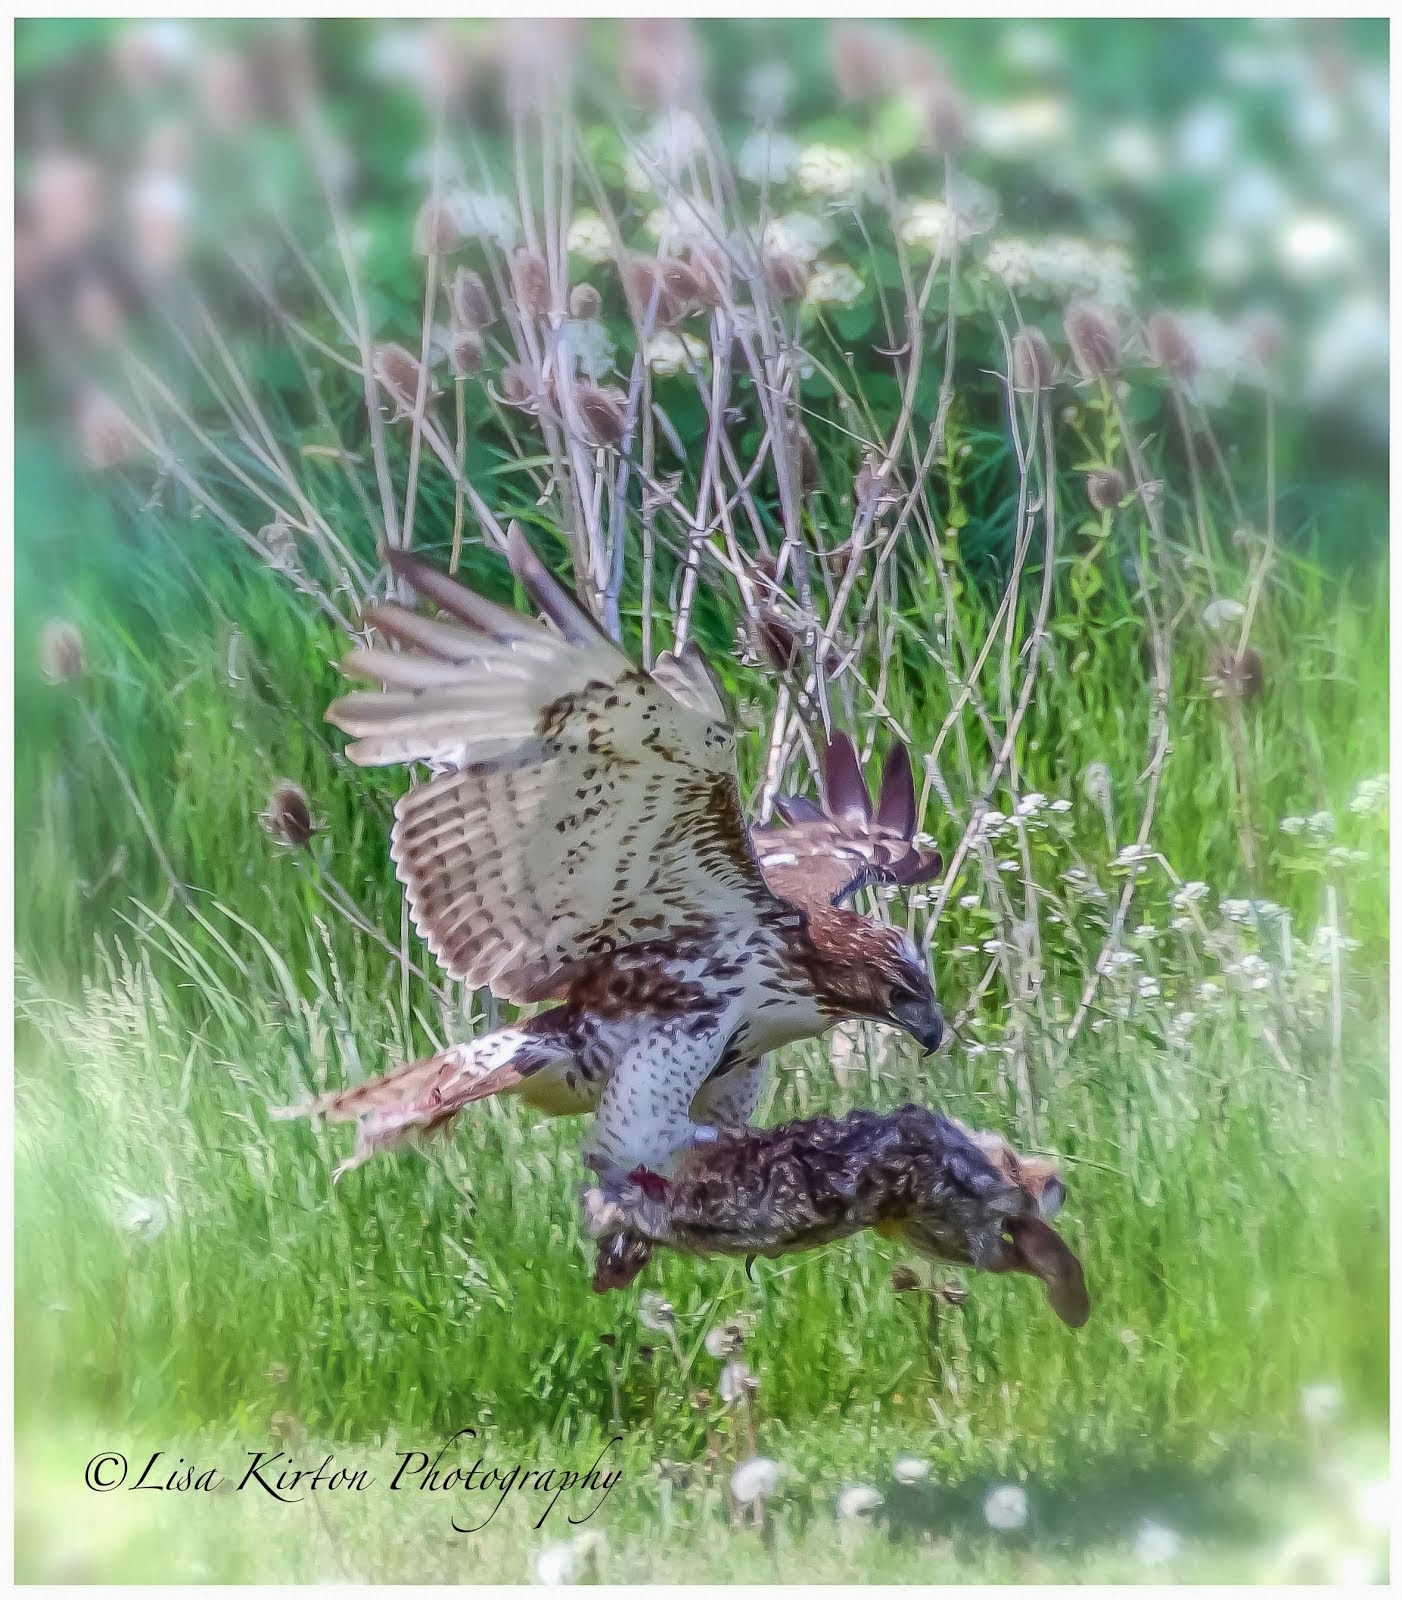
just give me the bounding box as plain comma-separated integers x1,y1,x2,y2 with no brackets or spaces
1002,1215,1091,1328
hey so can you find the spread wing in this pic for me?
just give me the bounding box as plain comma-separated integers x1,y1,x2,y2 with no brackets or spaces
751,733,942,913
326,526,784,1002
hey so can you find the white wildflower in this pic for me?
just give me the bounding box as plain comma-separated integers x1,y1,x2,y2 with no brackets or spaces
637,1291,675,1332
983,235,1135,307
730,1455,785,1504
703,1320,745,1361
643,193,721,252
737,131,800,186
1017,792,1047,817
805,262,865,308
1172,881,1210,908
996,858,1019,873
1306,810,1336,838
795,143,870,205
972,95,1070,158
1113,843,1153,868
1102,122,1163,186
1348,774,1388,816
1175,100,1239,174
983,1482,1029,1532
898,192,998,257
743,61,796,123
566,213,612,265
533,1529,605,1586
1300,1382,1344,1428
718,1358,753,1406
1135,1521,1181,1568
1280,816,1307,836
837,1483,884,1519
559,319,615,382
624,111,709,194
1109,950,1141,970
1202,596,1247,632
760,211,835,264
982,939,1004,955
1138,977,1161,999
893,1456,930,1485
1049,798,1073,813
1278,212,1355,281
958,894,980,910
644,330,707,378
118,1196,169,1241
446,188,518,249
1171,916,1194,933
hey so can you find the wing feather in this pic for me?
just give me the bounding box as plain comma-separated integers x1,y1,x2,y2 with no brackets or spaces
753,734,942,912
328,530,779,1001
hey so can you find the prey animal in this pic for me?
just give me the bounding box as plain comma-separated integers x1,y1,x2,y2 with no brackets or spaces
587,1105,1091,1328
289,526,944,1200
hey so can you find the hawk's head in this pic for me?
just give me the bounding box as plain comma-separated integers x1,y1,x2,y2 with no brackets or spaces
805,911,943,1054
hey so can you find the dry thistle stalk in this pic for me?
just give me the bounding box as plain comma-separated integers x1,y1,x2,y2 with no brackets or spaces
260,780,315,848
1011,327,1055,394
510,247,551,319
1085,468,1127,512
40,619,87,684
568,283,603,320
1064,300,1120,379
1145,310,1197,383
788,421,820,494
450,266,496,331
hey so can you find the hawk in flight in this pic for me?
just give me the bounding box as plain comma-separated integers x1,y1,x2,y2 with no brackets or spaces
291,527,944,1199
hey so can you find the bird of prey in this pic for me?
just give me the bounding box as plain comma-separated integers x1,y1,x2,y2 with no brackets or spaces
586,1104,1090,1328
291,526,944,1199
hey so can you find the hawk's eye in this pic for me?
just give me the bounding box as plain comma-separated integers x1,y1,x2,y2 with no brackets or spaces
889,982,923,1007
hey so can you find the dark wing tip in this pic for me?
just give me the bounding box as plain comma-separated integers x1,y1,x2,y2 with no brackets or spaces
505,520,609,646
874,743,917,837
774,794,826,826
822,732,872,825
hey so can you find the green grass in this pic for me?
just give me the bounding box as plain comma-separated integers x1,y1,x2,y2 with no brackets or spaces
14,441,1390,1579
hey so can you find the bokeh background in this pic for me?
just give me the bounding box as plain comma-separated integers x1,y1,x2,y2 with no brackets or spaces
13,17,1389,1583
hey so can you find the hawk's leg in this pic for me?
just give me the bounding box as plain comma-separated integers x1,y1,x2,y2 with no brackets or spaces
583,1020,735,1200
691,1055,768,1131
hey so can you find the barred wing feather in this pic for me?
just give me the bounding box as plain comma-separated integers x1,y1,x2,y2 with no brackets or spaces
326,528,778,1002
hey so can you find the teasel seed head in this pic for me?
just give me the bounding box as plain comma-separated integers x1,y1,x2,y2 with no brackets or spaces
685,243,730,309
1011,327,1056,394
372,342,437,416
40,619,87,684
1085,468,1127,512
763,251,809,304
260,780,315,848
623,257,685,326
890,1265,922,1293
829,24,899,100
568,282,603,320
413,199,460,257
449,266,496,332
1212,644,1264,703
510,247,551,319
575,383,629,447
449,330,485,379
1064,299,1120,379
1145,310,1197,383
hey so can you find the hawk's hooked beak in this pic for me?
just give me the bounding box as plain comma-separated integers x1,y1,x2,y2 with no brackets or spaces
890,999,944,1056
